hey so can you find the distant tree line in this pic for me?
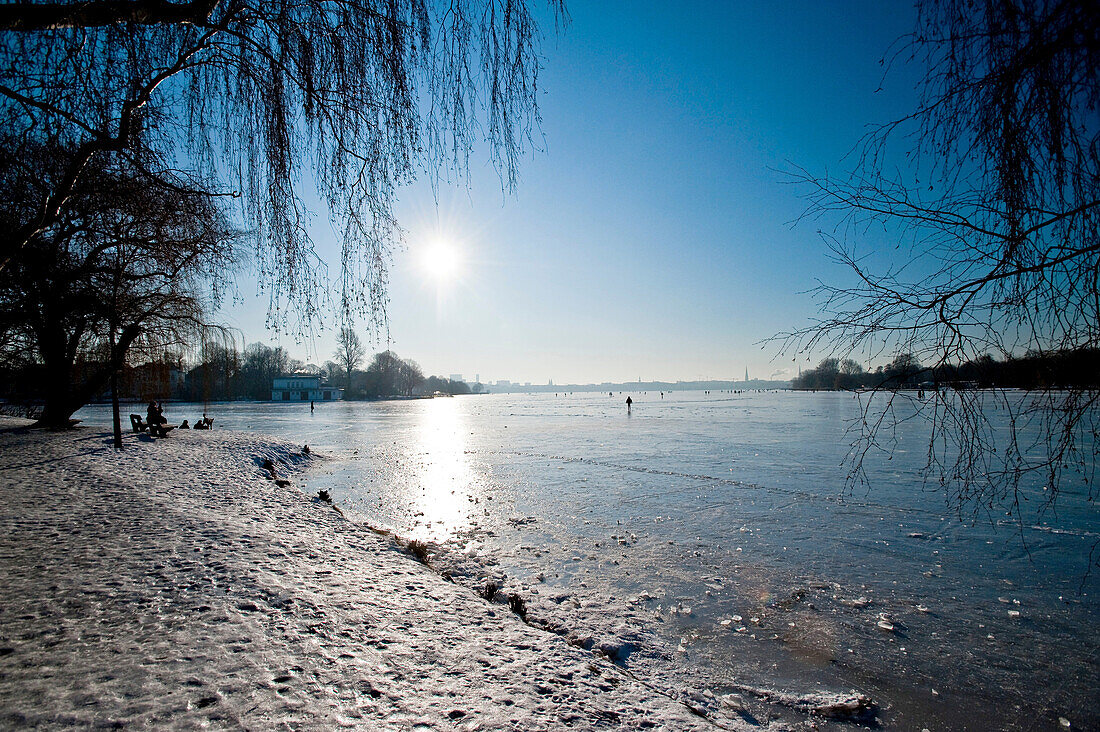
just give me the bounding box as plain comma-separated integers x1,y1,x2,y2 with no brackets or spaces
792,350,1100,391
327,330,480,398
0,339,479,407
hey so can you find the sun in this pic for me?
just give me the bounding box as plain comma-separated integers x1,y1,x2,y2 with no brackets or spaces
420,238,461,282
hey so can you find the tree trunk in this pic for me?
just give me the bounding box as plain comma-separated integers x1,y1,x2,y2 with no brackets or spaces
110,327,123,448
34,323,140,429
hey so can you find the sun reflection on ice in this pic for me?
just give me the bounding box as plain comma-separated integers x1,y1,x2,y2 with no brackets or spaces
411,398,477,540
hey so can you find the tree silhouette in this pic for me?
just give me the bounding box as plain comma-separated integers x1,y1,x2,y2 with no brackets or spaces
0,145,240,431
361,349,422,397
333,327,366,389
241,342,291,400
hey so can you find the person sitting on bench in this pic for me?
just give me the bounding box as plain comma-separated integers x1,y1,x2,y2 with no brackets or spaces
146,401,166,426
144,401,174,437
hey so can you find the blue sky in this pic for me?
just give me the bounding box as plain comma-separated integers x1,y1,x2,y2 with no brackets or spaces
222,2,921,384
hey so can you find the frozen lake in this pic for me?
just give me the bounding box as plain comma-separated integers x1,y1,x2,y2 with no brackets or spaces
77,391,1099,729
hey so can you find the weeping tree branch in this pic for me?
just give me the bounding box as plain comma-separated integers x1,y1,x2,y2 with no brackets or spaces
3,21,226,271
0,0,566,336
776,0,1100,517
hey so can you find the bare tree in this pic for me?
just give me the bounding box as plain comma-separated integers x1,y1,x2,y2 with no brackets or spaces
333,326,366,388
366,349,403,396
241,342,290,400
396,357,424,396
781,1,1099,513
0,0,565,333
362,348,421,397
0,145,241,434
321,360,340,383
183,339,241,403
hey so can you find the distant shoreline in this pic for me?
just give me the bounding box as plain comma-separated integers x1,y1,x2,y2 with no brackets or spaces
446,380,791,394
70,385,789,406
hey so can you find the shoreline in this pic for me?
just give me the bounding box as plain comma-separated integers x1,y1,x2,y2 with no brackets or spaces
0,420,733,730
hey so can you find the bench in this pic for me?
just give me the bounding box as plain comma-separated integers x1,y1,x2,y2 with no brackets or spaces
130,413,174,437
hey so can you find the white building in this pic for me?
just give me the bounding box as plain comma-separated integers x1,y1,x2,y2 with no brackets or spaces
271,375,342,401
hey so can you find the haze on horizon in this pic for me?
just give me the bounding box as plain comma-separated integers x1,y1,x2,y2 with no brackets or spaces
220,2,919,386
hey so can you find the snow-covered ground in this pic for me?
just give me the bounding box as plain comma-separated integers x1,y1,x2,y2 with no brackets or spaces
0,419,769,730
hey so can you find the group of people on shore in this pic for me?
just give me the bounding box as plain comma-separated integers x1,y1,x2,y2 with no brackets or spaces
146,402,211,431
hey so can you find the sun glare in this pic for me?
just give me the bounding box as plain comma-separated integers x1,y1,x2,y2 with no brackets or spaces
420,239,461,282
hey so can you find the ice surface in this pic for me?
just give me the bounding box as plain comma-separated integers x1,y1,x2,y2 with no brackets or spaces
69,391,1100,730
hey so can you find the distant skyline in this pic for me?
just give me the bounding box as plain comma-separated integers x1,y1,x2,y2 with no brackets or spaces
219,2,920,385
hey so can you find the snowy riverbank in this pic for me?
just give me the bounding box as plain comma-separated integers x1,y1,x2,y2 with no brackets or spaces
0,420,741,730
